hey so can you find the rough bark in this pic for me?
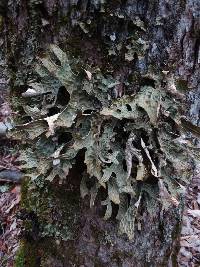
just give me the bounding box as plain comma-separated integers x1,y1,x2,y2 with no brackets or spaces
0,1,199,266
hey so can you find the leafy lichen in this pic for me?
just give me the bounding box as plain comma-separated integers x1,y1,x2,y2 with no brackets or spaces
11,45,197,240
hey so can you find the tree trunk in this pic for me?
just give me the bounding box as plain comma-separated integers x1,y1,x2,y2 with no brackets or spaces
0,1,199,266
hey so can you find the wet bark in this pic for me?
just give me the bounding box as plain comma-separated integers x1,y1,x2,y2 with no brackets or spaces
0,0,199,266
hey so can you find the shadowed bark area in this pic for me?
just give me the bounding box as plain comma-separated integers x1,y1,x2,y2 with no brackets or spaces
0,1,199,266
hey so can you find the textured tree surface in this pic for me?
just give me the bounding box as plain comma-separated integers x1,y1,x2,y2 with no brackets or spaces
0,1,199,267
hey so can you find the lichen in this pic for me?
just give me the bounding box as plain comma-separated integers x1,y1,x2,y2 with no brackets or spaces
9,43,198,241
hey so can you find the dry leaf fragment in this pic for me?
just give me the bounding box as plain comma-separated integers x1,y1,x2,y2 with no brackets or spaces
22,88,38,97
44,113,60,136
141,138,158,177
51,145,64,158
134,194,142,209
162,70,169,75
84,69,92,80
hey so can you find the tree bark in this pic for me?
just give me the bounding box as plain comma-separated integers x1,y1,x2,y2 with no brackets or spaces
0,1,199,266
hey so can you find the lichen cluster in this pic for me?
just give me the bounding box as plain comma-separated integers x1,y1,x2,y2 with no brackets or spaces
12,45,195,239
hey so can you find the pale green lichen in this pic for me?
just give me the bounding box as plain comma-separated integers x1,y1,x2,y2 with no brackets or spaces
11,45,197,239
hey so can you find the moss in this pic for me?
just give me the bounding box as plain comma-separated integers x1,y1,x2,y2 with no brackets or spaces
19,168,81,264
14,244,25,267
14,242,38,267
